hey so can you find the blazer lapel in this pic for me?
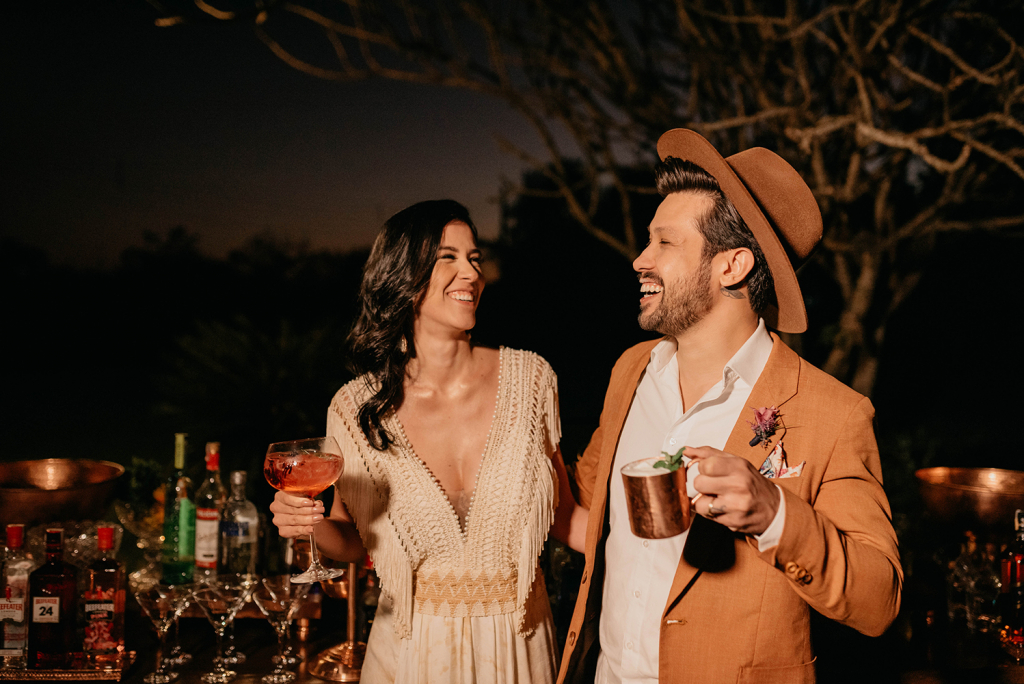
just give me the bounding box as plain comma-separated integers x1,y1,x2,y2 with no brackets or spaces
588,343,659,548
725,334,800,469
663,334,801,616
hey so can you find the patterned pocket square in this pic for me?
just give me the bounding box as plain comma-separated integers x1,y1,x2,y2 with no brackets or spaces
758,441,805,479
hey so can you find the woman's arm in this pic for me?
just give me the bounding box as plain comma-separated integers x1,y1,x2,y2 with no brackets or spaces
268,490,366,563
549,446,589,553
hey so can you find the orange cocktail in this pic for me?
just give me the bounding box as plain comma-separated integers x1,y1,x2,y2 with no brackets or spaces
264,437,345,583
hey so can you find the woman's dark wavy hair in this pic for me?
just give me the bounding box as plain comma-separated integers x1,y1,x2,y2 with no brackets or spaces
346,199,478,451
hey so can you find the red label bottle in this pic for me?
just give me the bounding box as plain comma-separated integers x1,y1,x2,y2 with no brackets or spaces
27,529,78,669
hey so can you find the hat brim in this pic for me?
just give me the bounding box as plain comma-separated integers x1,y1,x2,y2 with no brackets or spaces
656,129,810,333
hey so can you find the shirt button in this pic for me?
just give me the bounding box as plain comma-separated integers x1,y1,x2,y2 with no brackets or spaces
642,540,649,548
669,438,677,445
634,589,641,598
626,641,634,650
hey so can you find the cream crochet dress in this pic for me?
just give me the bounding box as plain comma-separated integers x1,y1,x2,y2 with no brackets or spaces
327,347,561,684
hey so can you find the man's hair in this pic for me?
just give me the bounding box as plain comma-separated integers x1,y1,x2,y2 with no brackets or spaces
654,156,776,316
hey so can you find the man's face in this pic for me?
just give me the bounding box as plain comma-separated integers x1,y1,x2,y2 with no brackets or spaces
632,192,715,336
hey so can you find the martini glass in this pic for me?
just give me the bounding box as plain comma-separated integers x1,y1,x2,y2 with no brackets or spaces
252,576,312,683
191,580,255,683
164,587,194,669
264,436,345,583
135,585,190,684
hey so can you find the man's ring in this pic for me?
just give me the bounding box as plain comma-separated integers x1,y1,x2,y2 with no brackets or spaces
707,499,723,518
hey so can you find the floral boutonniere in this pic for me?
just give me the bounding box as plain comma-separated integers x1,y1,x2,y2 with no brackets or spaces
748,406,782,449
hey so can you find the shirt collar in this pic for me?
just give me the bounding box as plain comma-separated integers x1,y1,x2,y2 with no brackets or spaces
646,318,774,387
727,318,774,387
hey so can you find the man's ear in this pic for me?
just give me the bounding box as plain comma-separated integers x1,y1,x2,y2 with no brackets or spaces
717,247,755,288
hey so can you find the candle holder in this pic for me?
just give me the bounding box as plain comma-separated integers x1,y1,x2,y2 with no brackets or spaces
309,562,366,682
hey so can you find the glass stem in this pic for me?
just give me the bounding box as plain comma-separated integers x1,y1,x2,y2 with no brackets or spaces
275,625,288,673
155,629,167,674
214,628,225,672
308,529,321,569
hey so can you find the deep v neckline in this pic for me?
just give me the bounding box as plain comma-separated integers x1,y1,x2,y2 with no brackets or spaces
390,347,505,538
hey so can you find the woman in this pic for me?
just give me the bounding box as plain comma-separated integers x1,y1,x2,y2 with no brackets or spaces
270,199,588,684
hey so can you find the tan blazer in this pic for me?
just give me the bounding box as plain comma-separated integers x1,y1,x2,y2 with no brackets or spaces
557,335,902,684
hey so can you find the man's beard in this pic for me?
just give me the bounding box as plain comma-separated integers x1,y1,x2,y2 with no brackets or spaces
638,255,714,336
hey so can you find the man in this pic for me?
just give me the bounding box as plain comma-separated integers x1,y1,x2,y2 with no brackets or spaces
557,129,902,684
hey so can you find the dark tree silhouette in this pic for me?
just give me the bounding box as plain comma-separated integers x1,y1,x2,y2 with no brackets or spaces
149,0,1024,396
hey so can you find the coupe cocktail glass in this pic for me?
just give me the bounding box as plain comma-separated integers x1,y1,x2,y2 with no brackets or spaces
252,576,312,683
135,585,190,684
191,580,255,683
264,437,345,583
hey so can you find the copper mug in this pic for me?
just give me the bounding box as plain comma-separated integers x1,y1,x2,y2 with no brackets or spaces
621,457,700,539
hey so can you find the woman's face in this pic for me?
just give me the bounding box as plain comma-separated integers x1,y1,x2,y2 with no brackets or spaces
416,221,484,335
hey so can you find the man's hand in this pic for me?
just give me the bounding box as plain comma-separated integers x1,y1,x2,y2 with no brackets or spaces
687,446,780,535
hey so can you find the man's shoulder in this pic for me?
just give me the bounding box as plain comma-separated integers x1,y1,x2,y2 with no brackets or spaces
776,340,870,414
611,338,662,375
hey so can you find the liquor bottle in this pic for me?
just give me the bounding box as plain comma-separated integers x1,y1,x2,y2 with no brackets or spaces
83,527,125,666
1,524,37,669
1002,509,1024,597
27,529,77,669
1000,510,1024,634
194,442,227,581
161,433,196,585
219,470,259,578
947,532,975,626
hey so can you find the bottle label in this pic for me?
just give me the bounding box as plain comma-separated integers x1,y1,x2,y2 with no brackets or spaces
32,597,59,623
178,499,196,558
1,621,27,653
221,521,251,538
84,617,117,651
0,598,24,621
85,602,116,616
195,508,220,568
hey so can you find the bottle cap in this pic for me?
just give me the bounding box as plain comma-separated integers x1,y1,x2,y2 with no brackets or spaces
45,528,63,551
174,433,188,469
5,524,24,550
230,470,247,488
206,442,221,470
97,526,115,551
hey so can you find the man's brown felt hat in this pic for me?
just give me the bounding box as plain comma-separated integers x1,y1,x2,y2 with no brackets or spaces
656,128,823,333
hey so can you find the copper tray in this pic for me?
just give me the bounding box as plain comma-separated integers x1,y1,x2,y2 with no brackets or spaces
0,652,136,681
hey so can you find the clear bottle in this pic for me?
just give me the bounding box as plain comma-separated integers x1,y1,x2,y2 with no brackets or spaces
194,442,227,581
27,529,77,669
83,527,125,666
219,471,259,579
162,433,196,585
1,524,38,669
969,542,1002,632
947,532,975,627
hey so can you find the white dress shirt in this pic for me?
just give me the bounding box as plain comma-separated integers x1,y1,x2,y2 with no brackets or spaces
595,319,785,684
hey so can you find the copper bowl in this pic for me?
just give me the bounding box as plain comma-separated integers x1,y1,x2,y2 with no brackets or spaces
915,467,1024,529
0,458,125,529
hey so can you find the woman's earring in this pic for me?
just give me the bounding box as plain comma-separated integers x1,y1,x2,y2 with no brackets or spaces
399,336,408,353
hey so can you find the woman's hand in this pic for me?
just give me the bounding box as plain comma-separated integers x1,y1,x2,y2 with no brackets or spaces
269,490,325,538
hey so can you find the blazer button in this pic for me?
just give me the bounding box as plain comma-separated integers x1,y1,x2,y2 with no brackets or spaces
568,631,577,646
801,573,813,585
785,562,800,576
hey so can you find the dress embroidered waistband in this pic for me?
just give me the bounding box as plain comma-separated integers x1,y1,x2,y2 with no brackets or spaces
414,567,519,618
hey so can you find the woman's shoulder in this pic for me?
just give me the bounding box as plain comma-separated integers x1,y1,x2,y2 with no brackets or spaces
330,374,377,415
499,346,557,381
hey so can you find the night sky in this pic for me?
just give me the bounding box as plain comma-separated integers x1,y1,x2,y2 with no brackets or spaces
3,4,545,266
